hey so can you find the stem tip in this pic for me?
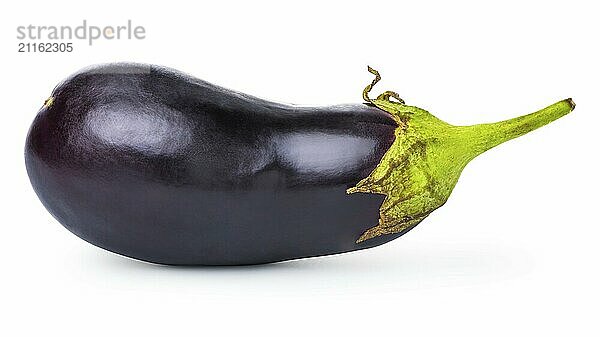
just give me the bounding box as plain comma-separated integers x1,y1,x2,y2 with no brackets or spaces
566,98,576,111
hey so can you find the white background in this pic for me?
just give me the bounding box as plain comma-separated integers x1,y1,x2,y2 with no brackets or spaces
1,1,599,336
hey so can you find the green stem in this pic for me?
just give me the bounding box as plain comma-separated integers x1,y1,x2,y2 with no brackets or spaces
461,98,575,157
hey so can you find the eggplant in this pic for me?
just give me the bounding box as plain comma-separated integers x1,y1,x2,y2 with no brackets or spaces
25,63,574,265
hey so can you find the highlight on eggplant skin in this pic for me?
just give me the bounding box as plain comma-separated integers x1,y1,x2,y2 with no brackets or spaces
24,63,575,265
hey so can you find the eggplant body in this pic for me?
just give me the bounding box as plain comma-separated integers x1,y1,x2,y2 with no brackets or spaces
25,63,406,265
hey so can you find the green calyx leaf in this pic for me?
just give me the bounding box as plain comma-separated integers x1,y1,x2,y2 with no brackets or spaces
348,67,575,243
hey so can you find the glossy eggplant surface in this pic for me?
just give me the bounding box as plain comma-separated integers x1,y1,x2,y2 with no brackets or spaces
25,63,402,265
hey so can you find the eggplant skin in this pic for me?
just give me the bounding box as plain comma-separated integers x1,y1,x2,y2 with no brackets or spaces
25,63,407,265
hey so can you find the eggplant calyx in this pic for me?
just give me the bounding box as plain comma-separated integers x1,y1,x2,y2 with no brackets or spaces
349,67,575,243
